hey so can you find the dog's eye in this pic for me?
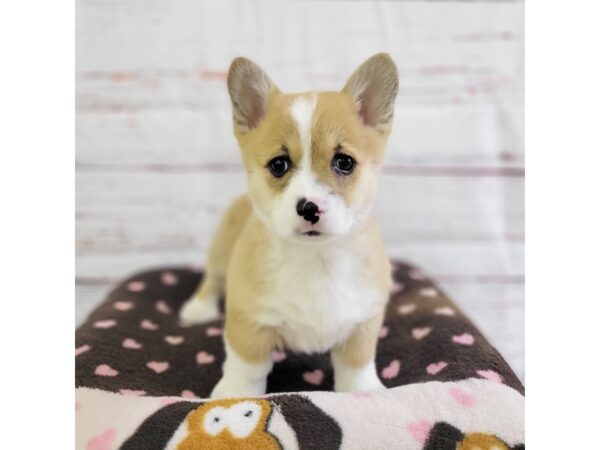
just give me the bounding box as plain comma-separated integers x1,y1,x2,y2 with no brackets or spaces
268,156,290,178
332,153,355,175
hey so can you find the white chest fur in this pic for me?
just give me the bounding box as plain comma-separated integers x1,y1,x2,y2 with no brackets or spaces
253,241,381,353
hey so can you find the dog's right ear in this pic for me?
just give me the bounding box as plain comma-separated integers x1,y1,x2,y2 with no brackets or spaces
227,57,279,134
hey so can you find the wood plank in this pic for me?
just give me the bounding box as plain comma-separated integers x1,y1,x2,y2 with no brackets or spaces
76,104,524,168
76,172,523,251
77,1,523,102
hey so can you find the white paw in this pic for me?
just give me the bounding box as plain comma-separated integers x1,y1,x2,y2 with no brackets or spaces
179,296,220,325
333,361,387,393
210,375,267,399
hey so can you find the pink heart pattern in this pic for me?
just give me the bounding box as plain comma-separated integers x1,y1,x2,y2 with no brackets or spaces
164,335,184,345
93,319,116,329
95,364,119,377
398,303,416,315
419,287,438,298
127,281,146,292
407,420,433,444
477,369,503,384
271,350,287,362
390,281,405,294
381,360,401,379
155,300,172,315
452,333,475,346
122,338,143,350
114,301,133,311
76,266,521,400
196,351,215,364
85,428,116,450
140,319,159,330
449,387,476,407
426,361,448,375
435,306,455,316
160,271,179,286
181,389,198,398
303,369,324,385
412,327,432,340
75,344,91,357
206,327,223,337
147,361,170,374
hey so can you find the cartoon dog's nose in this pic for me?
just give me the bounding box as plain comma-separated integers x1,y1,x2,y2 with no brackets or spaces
296,197,320,224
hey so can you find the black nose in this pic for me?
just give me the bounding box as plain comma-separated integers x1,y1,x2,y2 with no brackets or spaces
296,198,319,224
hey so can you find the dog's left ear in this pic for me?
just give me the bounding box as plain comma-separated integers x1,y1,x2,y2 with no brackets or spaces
343,53,399,131
227,57,279,135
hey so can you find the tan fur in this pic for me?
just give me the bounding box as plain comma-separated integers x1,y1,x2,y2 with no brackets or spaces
185,53,398,388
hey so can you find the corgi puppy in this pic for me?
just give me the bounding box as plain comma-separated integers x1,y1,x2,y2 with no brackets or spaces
180,53,399,398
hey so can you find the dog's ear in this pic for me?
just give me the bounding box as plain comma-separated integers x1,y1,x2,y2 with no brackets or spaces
342,53,399,131
227,57,279,134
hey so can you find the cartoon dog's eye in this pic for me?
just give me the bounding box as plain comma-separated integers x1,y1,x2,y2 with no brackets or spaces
332,153,355,175
268,156,290,178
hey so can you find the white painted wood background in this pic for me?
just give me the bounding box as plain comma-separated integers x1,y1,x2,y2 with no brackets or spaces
76,0,524,380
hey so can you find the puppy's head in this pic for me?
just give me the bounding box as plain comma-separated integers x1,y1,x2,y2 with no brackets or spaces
227,54,398,243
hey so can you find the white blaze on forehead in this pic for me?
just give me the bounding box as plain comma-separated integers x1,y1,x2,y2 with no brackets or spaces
290,95,317,166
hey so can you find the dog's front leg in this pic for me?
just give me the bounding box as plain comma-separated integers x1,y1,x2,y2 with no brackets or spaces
331,311,386,393
211,318,275,399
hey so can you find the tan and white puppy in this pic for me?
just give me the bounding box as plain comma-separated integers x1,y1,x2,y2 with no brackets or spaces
180,54,399,398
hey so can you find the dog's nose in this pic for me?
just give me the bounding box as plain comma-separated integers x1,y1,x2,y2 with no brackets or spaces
296,197,320,224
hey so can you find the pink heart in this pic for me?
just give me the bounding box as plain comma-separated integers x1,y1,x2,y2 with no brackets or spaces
164,335,184,345
477,369,503,384
378,326,389,338
160,271,179,286
160,397,180,407
420,287,438,298
398,303,416,315
407,419,433,444
381,360,401,379
271,350,287,362
450,387,476,407
206,326,223,337
114,301,133,311
122,338,143,350
408,269,426,281
303,369,324,385
147,361,170,374
412,327,432,340
426,361,448,375
452,333,475,345
93,319,116,329
120,389,146,396
75,344,91,357
95,364,119,377
155,300,172,315
140,319,159,330
181,389,197,399
127,281,146,292
435,306,455,316
391,282,405,294
196,351,215,364
85,428,116,450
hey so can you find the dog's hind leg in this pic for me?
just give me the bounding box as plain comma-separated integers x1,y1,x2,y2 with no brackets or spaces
179,194,252,325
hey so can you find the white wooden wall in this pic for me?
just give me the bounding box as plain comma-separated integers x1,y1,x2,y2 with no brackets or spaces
76,0,524,379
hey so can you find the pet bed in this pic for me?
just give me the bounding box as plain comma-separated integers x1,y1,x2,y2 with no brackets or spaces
76,262,524,449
